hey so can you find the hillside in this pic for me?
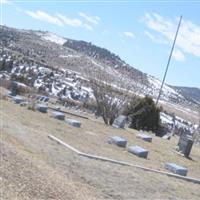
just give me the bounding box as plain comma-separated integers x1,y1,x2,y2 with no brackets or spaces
0,25,199,114
172,86,200,105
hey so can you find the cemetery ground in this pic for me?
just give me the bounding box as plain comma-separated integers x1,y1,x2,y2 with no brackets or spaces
1,96,200,199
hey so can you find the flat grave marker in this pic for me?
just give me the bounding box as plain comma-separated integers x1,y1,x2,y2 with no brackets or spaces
108,136,127,147
35,104,48,113
13,96,24,104
52,111,65,120
137,132,152,142
165,163,188,176
128,145,149,158
66,119,81,128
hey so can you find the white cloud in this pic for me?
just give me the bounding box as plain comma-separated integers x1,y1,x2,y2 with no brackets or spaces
102,30,110,35
1,0,9,4
25,10,63,26
56,14,82,27
143,13,200,58
83,23,93,31
172,49,185,62
144,30,168,44
78,12,100,24
122,31,135,38
25,10,93,31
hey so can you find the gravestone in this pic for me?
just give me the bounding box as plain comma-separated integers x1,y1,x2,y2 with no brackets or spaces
128,146,149,158
112,115,127,129
35,104,48,113
65,119,81,128
162,133,171,140
137,132,152,142
13,96,24,104
52,111,65,120
40,96,49,102
10,81,18,96
108,136,127,147
178,133,193,157
165,163,188,176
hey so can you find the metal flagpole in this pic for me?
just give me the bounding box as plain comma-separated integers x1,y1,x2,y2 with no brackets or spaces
156,15,182,106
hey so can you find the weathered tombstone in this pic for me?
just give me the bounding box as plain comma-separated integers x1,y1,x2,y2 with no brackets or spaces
108,136,127,147
43,97,49,102
20,102,28,107
162,133,171,140
65,119,81,128
177,133,193,157
39,96,49,102
128,146,149,158
35,104,48,113
112,115,127,129
52,111,65,120
10,81,18,96
13,96,24,104
39,96,45,101
137,132,152,142
165,163,188,176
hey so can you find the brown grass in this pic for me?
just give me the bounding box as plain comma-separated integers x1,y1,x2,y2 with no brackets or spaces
1,98,200,200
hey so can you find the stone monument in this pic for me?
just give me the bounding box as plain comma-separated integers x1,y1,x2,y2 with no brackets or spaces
177,133,193,157
112,115,127,129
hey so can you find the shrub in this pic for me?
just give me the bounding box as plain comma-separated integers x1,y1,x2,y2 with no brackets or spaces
123,95,161,132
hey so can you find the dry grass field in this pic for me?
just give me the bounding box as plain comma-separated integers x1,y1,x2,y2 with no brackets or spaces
0,91,200,199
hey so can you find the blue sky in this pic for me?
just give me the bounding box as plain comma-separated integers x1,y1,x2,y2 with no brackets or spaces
1,0,200,88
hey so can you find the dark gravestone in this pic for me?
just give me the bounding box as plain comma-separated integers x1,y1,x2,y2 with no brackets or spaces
112,115,127,129
165,163,188,176
13,96,24,104
65,119,81,128
178,133,193,157
137,132,152,142
108,136,127,147
10,81,18,96
128,146,149,158
35,104,48,113
52,111,65,120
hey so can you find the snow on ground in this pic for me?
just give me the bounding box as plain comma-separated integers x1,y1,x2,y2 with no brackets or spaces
38,32,67,45
160,112,173,125
59,55,81,58
160,111,196,131
147,75,184,100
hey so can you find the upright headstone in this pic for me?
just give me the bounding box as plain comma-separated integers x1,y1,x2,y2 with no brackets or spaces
112,115,127,129
10,81,18,96
178,133,193,157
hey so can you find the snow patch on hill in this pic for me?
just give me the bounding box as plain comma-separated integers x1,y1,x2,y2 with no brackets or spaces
147,75,184,101
37,32,67,45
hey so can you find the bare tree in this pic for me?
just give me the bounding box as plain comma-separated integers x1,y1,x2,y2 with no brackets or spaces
193,108,200,145
84,64,140,125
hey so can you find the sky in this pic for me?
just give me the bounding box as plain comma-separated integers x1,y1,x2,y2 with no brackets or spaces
1,0,200,88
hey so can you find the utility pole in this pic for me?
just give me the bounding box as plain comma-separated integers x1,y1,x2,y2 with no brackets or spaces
156,16,182,106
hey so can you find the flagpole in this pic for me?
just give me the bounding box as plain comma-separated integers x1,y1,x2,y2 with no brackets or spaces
156,16,182,106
